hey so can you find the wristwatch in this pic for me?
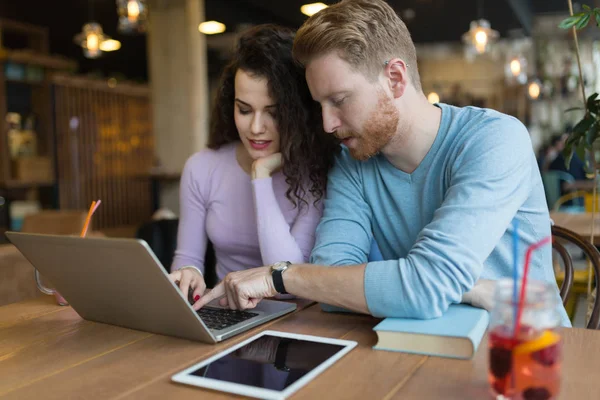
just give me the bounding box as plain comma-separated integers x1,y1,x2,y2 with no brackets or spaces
270,261,291,294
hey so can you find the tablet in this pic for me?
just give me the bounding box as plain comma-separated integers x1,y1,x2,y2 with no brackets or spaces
171,330,357,400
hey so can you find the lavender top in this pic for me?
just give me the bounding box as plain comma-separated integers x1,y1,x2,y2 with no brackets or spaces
172,143,322,281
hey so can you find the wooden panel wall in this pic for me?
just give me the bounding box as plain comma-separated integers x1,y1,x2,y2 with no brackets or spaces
52,75,154,229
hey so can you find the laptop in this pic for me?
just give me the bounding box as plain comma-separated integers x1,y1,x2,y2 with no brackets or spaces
5,231,296,343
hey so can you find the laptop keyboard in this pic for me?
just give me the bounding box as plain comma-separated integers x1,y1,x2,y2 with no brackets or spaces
197,306,259,331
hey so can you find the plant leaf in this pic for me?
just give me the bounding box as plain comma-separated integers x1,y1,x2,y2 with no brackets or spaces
575,139,588,168
566,130,579,147
559,13,584,29
573,115,595,135
585,121,599,146
583,4,591,11
564,143,575,170
576,13,591,29
565,106,583,113
588,93,600,114
596,9,600,26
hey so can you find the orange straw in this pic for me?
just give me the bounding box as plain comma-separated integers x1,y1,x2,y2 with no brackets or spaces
80,200,101,237
513,236,552,338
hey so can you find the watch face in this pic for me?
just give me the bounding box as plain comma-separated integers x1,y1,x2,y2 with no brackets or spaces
272,261,289,271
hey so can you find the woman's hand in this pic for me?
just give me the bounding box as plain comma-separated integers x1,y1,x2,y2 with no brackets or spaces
252,153,283,179
169,267,207,307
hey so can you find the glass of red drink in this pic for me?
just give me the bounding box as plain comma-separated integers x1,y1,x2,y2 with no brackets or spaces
488,279,563,400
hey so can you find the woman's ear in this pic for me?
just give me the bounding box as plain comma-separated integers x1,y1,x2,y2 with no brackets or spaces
384,58,408,99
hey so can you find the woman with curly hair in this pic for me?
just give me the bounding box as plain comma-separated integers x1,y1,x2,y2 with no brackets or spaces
169,24,339,304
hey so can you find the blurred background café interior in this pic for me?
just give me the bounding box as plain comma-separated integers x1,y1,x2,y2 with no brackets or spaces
0,0,599,325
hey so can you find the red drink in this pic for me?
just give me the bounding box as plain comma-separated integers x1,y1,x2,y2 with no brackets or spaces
488,325,561,399
488,280,564,400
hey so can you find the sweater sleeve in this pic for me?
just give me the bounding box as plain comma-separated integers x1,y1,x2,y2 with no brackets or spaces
310,150,373,267
252,177,322,265
363,117,534,318
312,118,535,319
171,153,209,273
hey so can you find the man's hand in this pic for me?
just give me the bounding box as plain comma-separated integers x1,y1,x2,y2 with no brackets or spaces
194,266,277,310
461,279,496,311
252,153,283,179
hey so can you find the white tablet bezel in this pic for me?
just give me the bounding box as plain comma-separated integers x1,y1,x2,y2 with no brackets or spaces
171,329,358,400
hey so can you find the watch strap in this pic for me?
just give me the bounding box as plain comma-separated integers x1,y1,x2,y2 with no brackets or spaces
272,268,288,294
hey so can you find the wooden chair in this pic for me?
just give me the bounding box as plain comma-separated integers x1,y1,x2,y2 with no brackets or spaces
552,225,600,329
0,210,90,306
21,210,88,235
0,244,40,306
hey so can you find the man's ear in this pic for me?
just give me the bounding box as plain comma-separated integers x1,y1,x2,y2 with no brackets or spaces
384,58,408,99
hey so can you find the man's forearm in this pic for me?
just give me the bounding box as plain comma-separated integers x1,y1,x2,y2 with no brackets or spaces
283,264,369,314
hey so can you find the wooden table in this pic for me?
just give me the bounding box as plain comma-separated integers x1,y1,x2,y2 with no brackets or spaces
1,297,600,399
551,212,600,246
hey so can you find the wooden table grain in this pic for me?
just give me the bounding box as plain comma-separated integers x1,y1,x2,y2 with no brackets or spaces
551,212,600,246
1,297,600,399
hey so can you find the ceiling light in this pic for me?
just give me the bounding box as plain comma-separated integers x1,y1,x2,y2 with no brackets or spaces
198,21,226,35
427,92,440,104
510,58,521,76
301,3,328,17
462,19,498,55
99,39,121,52
505,55,528,85
116,0,148,34
528,80,541,100
74,23,110,59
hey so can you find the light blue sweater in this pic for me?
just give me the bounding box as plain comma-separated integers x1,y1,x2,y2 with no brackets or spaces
311,103,570,326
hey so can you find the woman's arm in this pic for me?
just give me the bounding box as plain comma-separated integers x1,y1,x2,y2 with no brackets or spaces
251,177,321,265
171,154,209,273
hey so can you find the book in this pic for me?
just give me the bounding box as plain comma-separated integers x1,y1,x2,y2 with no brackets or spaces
372,304,490,359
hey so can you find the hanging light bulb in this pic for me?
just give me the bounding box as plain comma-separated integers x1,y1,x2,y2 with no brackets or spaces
73,23,110,59
528,80,541,100
117,0,148,34
505,55,528,85
462,19,498,55
510,58,521,76
427,92,440,104
127,0,140,20
99,39,122,52
301,3,328,17
198,21,226,35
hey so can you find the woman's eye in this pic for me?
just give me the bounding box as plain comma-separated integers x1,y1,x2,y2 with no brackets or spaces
238,108,251,115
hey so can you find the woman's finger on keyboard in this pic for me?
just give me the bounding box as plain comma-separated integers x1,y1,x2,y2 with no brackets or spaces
191,280,207,308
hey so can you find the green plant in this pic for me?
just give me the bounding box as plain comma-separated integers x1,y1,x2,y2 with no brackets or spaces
559,5,600,30
559,1,599,325
559,4,600,168
559,0,600,169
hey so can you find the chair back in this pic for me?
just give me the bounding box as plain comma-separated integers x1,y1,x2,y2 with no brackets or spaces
136,219,217,288
21,210,87,235
552,225,600,329
542,171,576,209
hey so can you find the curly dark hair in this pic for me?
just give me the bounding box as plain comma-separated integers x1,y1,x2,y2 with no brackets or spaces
208,24,339,207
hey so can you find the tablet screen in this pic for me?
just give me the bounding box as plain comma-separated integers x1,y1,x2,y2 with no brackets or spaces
189,334,346,391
